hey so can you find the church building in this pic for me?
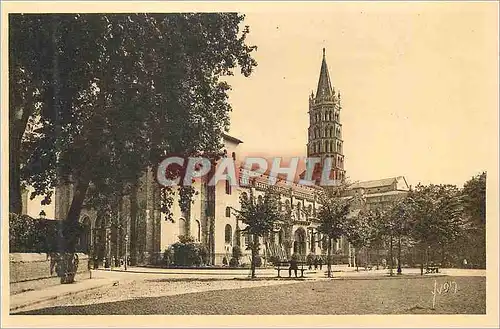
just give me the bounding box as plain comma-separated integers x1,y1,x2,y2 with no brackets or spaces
21,49,410,268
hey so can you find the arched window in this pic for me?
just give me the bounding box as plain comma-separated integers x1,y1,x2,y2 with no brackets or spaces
325,140,329,153
225,224,232,245
225,179,231,195
325,127,329,138
179,218,187,237
195,220,201,242
225,206,231,217
324,112,328,121
330,127,334,137
231,152,236,161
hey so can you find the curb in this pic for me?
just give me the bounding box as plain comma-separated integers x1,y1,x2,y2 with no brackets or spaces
10,279,119,313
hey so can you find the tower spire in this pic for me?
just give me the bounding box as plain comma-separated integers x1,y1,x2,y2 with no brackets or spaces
316,48,333,99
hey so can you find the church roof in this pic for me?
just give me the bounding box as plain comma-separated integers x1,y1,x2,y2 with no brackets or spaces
350,176,408,190
315,48,333,99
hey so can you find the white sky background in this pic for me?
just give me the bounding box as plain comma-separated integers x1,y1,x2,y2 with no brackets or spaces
224,3,498,188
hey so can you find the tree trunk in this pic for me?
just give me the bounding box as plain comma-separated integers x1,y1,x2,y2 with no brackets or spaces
9,94,34,214
389,235,394,276
376,246,381,270
63,178,90,252
251,234,258,278
9,134,22,214
365,248,369,270
327,236,332,278
420,245,425,276
129,183,138,266
355,249,359,272
397,236,402,275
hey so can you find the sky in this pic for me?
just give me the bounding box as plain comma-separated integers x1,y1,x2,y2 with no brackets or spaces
223,2,498,188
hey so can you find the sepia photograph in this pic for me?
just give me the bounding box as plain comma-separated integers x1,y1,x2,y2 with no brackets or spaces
1,1,498,327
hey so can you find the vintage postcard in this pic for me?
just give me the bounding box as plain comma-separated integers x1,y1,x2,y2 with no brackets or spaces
1,1,498,328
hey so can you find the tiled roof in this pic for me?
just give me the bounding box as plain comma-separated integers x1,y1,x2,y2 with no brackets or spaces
350,177,398,189
365,190,409,199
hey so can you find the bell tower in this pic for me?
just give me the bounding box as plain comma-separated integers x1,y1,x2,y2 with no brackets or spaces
307,48,345,182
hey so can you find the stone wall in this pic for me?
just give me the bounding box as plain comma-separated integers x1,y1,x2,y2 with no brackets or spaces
9,253,90,295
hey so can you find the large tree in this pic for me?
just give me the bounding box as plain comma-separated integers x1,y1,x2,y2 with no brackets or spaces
345,208,379,272
234,188,283,278
316,184,352,278
380,196,413,275
10,14,257,256
408,184,466,274
457,172,486,268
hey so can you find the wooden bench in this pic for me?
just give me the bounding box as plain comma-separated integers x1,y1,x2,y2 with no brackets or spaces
275,261,306,278
425,264,440,274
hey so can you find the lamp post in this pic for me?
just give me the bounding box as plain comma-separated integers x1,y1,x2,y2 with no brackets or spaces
106,226,112,270
125,233,129,271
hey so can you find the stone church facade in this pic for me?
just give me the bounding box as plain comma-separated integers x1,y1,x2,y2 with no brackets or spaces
22,49,409,267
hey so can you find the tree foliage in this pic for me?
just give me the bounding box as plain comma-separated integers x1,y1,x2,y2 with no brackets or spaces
316,184,352,277
408,184,466,249
462,172,486,225
316,186,351,241
10,13,257,251
233,188,282,277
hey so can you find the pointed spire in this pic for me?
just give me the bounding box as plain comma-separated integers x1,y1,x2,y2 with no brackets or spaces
316,48,333,100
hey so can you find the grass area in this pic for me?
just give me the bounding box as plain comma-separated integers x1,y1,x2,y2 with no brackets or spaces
16,276,485,315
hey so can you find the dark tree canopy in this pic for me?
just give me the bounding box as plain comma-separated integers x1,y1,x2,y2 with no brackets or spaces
10,13,257,250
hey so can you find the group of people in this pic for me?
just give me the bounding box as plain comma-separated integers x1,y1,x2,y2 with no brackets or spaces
306,255,324,270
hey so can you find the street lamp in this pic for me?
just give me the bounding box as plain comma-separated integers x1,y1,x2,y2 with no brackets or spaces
125,233,129,271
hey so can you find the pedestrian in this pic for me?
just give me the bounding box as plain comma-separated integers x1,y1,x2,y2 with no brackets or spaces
318,256,323,270
289,254,299,278
314,256,319,270
463,258,468,269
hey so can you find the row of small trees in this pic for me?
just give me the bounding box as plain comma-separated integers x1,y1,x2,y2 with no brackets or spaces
234,172,486,278
345,173,486,276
